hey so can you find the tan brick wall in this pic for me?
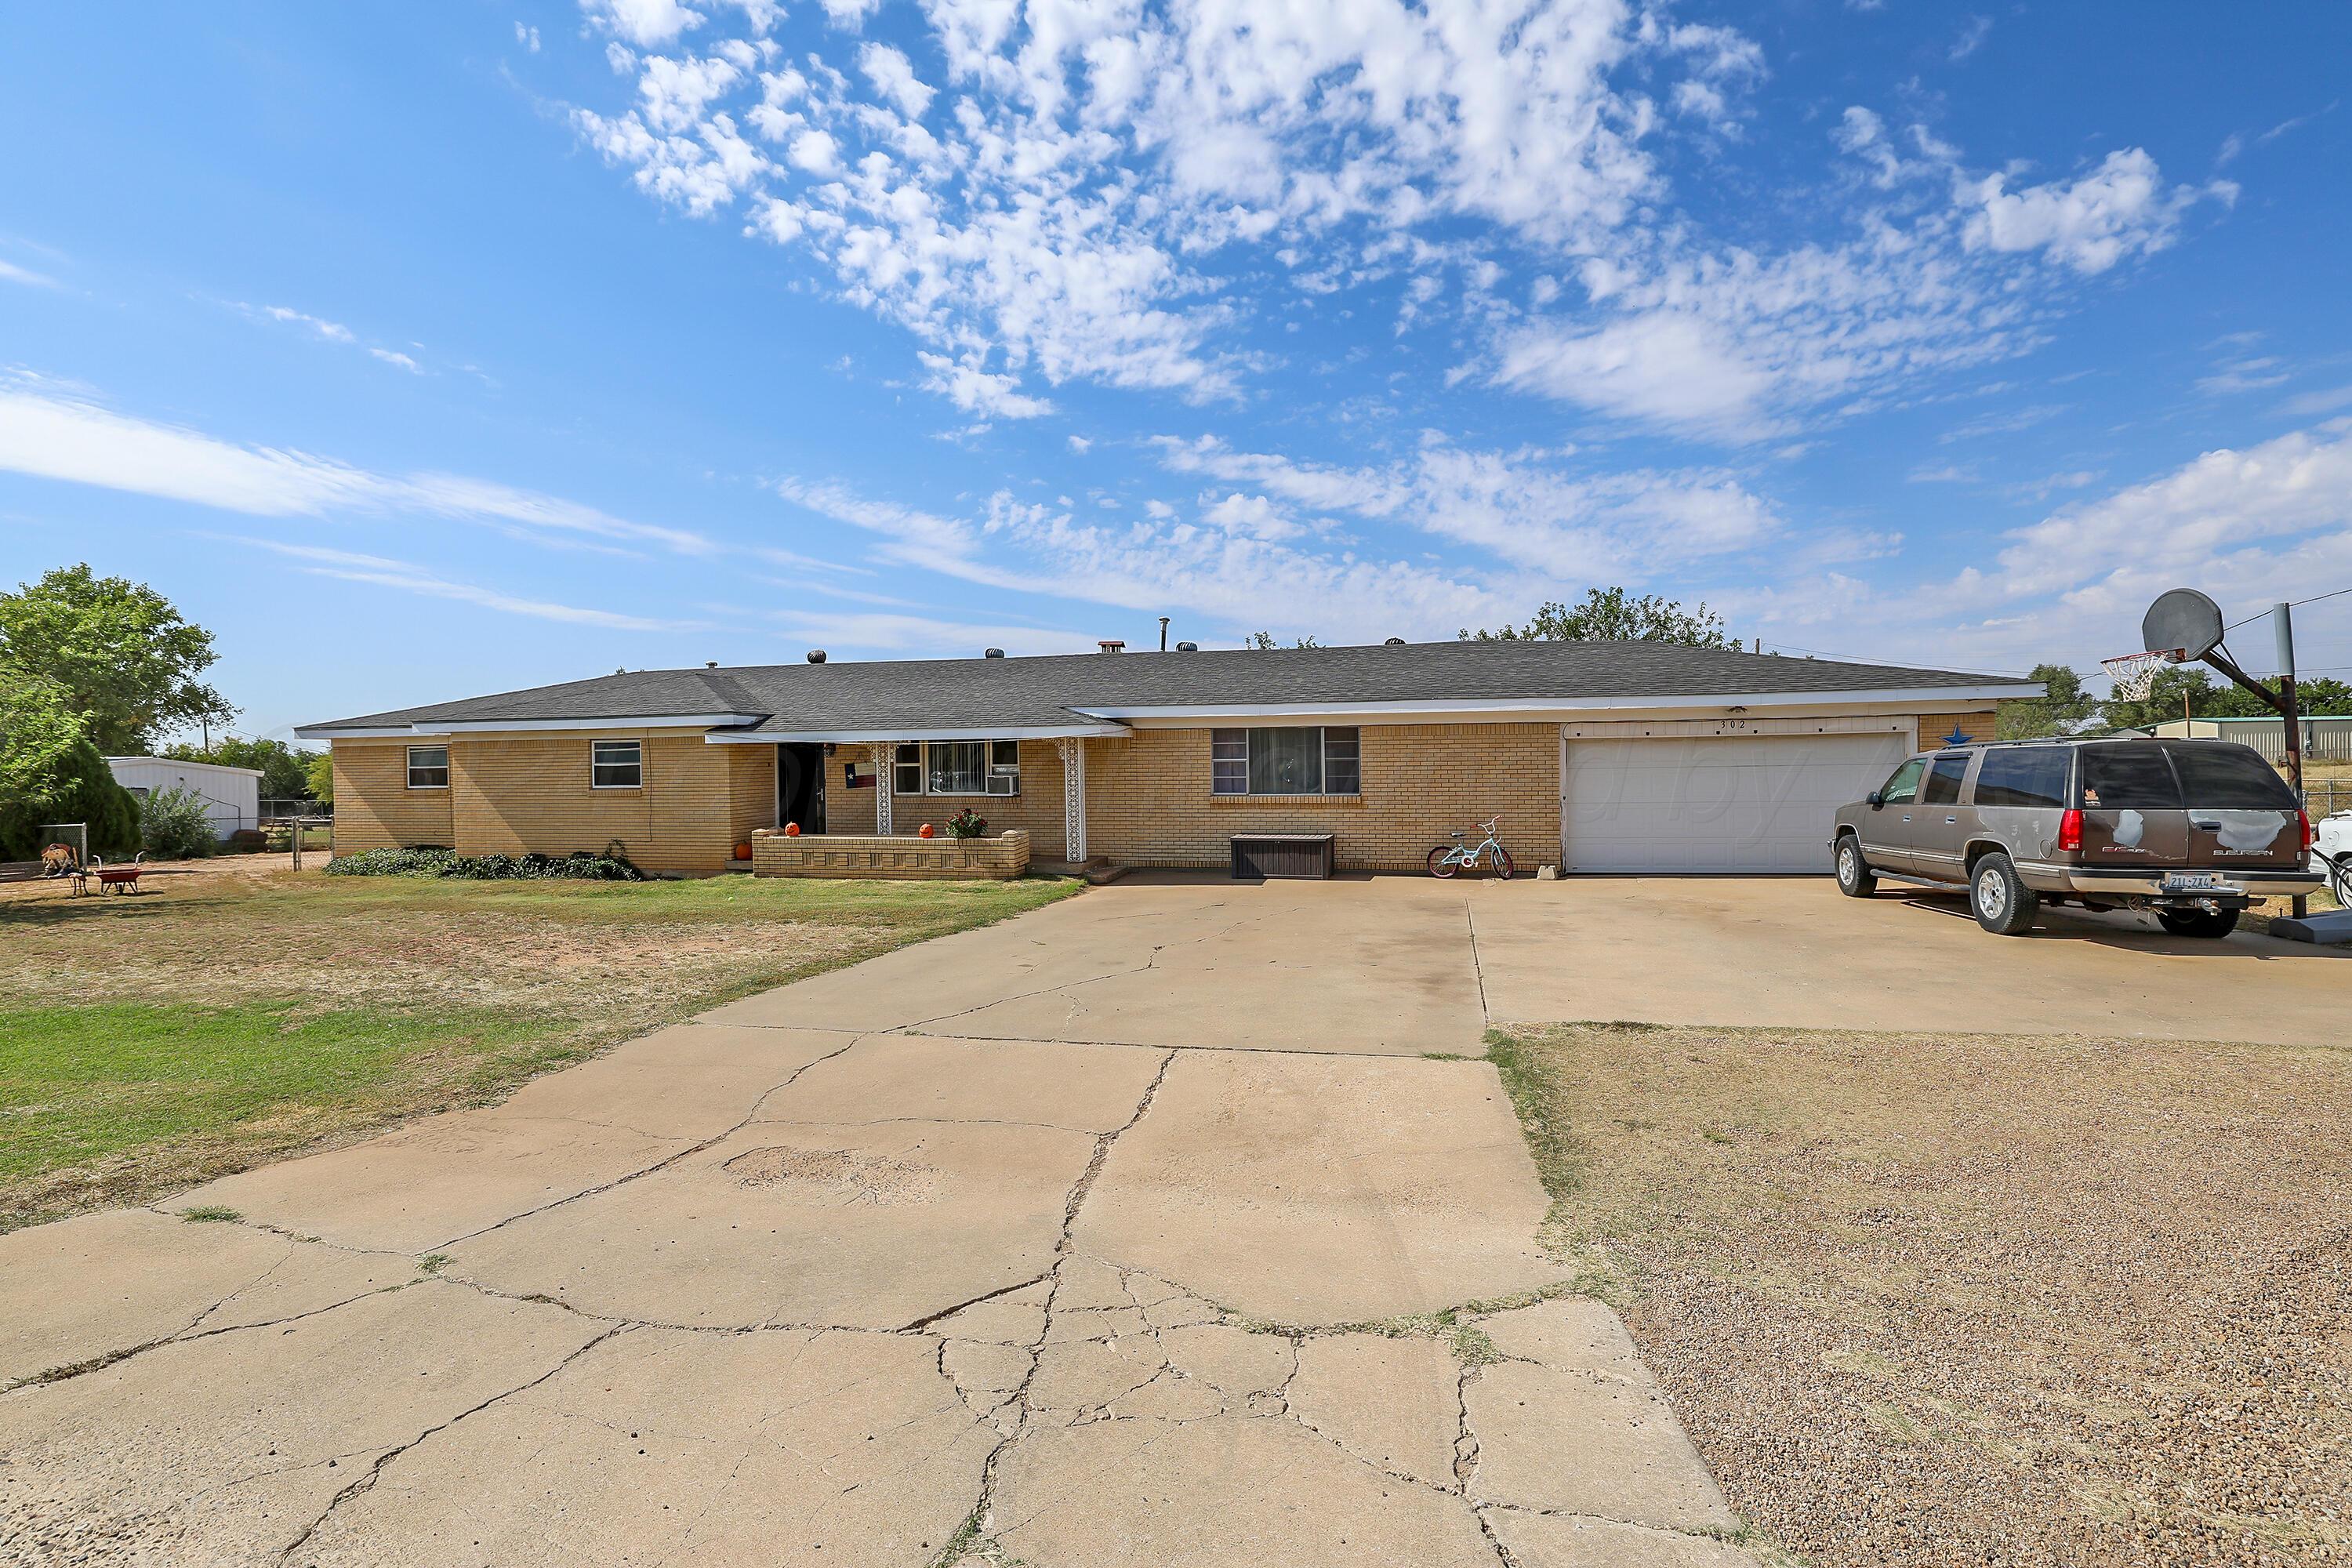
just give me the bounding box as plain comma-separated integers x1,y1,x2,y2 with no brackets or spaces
334,733,768,875
1085,723,1564,872
330,742,453,851
753,829,1029,880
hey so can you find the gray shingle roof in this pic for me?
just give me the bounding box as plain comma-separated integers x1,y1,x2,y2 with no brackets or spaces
299,641,2038,737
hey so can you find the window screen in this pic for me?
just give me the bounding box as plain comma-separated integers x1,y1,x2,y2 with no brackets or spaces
927,740,986,794
2079,745,2182,811
591,740,641,789
1878,758,1924,804
895,742,923,795
1973,747,2070,809
1920,754,1970,805
2163,743,2295,809
1210,729,1247,794
406,745,449,789
1322,728,1361,794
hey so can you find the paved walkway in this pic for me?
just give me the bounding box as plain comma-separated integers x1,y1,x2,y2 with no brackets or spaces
0,878,1751,1568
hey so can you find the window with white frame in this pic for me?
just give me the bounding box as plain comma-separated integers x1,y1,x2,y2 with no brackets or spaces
1210,727,1360,795
406,745,449,789
591,739,642,789
890,739,1022,797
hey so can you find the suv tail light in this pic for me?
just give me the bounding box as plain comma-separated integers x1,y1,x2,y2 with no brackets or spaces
2300,810,2315,852
2057,808,2083,853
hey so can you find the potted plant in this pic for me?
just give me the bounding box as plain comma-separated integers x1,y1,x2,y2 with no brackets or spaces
946,808,988,840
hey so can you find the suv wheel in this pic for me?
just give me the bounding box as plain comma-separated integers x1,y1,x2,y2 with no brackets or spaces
1970,852,2038,935
2157,908,2240,939
1834,835,1876,898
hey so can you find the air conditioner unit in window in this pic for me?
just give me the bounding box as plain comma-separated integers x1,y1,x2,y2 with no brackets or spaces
985,772,1017,797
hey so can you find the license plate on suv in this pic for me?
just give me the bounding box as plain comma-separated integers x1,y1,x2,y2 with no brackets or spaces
2160,872,2232,894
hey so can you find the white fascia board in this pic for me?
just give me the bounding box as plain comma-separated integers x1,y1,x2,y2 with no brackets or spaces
294,726,445,740
1070,685,2038,725
297,713,763,739
705,723,1132,744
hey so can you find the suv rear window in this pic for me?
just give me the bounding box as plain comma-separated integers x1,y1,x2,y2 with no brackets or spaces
1974,746,2070,808
2163,742,2296,809
1919,754,1970,805
2079,745,2182,811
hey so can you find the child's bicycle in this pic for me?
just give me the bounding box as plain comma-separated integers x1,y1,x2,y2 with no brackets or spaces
1428,816,1514,879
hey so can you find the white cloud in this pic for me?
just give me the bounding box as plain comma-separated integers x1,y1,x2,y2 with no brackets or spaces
0,259,60,289
368,347,422,373
236,539,684,630
1959,149,2232,274
262,305,354,343
1948,16,1991,62
0,381,720,557
814,0,878,27
1066,434,1092,454
914,352,1054,419
515,22,542,53
768,610,1090,656
855,43,932,119
581,0,702,48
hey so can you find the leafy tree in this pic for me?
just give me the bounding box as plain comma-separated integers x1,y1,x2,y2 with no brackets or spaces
1459,588,1734,648
0,662,141,859
305,749,335,805
164,735,318,800
1997,663,2100,739
2106,665,2352,732
0,564,234,753
1243,631,1322,649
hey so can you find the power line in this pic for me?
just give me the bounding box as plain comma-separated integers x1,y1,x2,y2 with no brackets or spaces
2223,584,2352,633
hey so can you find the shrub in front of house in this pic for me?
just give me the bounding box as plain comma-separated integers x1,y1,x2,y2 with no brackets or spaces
325,846,647,881
945,808,989,840
140,786,218,859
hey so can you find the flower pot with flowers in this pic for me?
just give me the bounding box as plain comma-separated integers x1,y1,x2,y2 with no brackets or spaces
945,808,989,841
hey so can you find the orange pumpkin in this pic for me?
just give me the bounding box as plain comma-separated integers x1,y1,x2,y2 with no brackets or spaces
917,823,936,839
733,841,753,860
783,822,801,837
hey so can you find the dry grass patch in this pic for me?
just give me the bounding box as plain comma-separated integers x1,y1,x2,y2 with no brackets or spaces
1489,1022,2352,1567
0,860,1076,1229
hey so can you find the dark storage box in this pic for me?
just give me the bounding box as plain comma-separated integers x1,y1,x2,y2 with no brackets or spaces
1229,833,1336,880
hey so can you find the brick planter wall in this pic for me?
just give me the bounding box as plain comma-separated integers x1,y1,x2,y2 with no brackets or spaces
753,829,1030,880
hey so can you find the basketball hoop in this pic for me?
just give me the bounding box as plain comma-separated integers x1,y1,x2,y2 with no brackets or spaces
2100,649,2176,701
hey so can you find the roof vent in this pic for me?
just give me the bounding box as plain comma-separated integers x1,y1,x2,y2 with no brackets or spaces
984,648,1006,659
705,660,718,668
1098,639,1126,654
1175,641,1199,652
806,649,827,665
1385,637,1406,645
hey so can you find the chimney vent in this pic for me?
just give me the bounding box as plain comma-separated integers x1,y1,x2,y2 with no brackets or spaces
1385,637,1406,646
984,648,1006,659
1175,641,1199,652
806,649,828,664
1097,639,1126,654
705,660,718,668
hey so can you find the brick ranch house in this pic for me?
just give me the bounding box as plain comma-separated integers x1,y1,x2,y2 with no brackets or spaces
297,640,2039,877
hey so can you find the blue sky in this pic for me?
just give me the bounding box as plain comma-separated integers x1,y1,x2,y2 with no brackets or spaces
3,1,2349,741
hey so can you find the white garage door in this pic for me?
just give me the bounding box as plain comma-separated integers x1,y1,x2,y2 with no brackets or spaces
1563,731,1911,873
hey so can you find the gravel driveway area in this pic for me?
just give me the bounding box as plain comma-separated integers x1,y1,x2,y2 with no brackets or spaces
1492,1019,2352,1566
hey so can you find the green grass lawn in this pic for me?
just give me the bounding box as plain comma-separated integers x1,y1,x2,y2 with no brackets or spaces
0,866,1077,1229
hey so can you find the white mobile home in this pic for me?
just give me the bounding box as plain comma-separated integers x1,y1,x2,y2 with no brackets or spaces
105,756,263,840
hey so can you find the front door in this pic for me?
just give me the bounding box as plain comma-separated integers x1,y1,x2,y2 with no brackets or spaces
777,742,826,834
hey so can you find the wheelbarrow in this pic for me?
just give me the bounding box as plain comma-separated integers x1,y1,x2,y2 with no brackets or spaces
91,852,147,895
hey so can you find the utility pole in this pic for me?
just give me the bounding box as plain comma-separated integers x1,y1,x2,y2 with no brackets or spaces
2277,601,2306,920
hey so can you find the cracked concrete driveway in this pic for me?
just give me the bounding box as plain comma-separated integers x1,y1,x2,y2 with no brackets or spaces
0,877,1750,1568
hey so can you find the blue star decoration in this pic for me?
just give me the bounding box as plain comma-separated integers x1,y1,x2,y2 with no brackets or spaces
1941,724,1975,746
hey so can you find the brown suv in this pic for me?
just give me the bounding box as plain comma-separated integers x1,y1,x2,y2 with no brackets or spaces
1830,738,2318,936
